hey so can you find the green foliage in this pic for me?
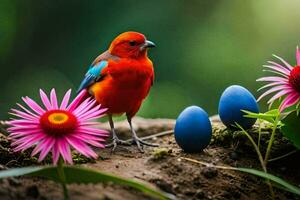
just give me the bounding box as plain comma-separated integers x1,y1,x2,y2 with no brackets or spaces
281,111,300,149
242,109,280,124
236,167,300,196
0,166,174,200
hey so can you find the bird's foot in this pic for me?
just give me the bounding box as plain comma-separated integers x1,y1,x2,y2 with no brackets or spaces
132,136,159,153
105,136,131,152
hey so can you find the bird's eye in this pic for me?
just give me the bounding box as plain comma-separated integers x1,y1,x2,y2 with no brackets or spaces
129,40,136,46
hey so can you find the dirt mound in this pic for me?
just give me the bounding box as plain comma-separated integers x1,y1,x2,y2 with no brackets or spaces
0,117,299,200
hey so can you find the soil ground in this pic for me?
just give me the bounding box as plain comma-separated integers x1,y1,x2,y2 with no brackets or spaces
0,117,299,200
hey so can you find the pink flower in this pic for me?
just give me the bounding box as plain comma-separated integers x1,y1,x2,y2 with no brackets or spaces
8,89,108,164
257,47,300,112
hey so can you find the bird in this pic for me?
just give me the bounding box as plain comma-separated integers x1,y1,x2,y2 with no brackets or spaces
77,31,157,152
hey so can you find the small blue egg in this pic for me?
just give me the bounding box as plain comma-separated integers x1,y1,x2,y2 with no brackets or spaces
174,106,212,152
218,85,259,129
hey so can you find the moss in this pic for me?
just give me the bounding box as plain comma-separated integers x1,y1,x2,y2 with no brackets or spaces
151,148,171,160
72,152,96,164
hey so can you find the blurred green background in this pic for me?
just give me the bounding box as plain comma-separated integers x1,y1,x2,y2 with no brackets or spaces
1,0,300,119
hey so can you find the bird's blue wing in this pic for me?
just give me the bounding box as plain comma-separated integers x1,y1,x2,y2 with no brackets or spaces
77,60,108,93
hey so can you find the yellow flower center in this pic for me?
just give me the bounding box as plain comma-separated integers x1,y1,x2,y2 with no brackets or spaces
48,113,69,124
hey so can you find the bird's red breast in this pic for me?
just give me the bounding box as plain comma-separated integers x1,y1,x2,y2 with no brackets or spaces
90,57,153,117
87,32,155,117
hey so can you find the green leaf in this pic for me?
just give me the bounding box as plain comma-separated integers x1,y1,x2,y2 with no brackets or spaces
281,111,300,149
0,166,43,178
242,109,280,123
237,167,300,196
0,166,174,200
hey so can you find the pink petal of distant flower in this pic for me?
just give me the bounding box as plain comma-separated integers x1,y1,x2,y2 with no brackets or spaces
267,88,294,104
279,93,300,111
257,85,291,101
263,65,290,76
267,61,291,73
256,76,288,83
60,89,72,110
273,54,293,70
257,82,284,91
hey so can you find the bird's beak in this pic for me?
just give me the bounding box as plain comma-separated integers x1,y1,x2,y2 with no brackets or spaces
140,40,156,50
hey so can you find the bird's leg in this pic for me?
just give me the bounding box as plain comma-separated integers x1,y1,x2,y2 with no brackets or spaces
105,114,131,152
127,115,159,153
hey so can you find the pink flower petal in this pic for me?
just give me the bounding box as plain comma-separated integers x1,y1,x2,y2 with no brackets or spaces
8,125,40,132
79,121,102,126
78,104,102,119
264,64,290,75
257,82,285,92
66,137,98,158
273,54,293,70
267,88,293,104
31,137,55,157
10,109,37,121
256,76,288,83
12,133,44,146
262,68,289,78
60,89,72,110
22,97,45,115
67,89,88,112
16,103,39,118
85,140,105,148
257,85,291,102
8,119,39,126
279,93,300,111
73,98,94,116
296,46,300,66
50,89,58,109
39,89,52,110
9,129,42,138
38,137,55,162
57,138,73,164
13,133,46,152
72,133,106,142
77,127,109,136
52,142,60,165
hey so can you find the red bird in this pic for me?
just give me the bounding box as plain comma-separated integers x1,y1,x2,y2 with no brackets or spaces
78,31,157,152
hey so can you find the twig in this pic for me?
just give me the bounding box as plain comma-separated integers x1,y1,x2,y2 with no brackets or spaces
124,130,174,143
268,150,298,162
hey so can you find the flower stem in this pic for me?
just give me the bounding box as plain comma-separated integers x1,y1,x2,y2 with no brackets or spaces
236,123,275,200
258,119,262,150
57,158,69,200
264,115,280,167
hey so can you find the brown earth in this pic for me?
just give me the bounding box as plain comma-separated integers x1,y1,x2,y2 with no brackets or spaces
0,116,299,200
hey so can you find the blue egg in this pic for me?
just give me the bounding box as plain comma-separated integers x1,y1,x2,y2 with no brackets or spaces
218,85,259,129
174,106,212,152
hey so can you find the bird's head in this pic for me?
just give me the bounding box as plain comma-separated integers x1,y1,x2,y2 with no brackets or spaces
108,31,155,59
